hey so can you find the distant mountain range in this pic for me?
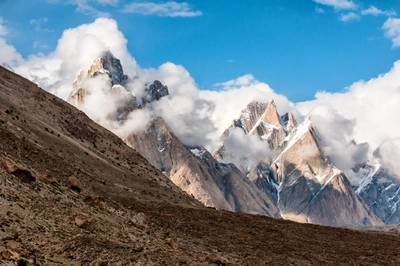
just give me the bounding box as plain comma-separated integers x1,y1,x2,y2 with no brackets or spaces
69,51,400,227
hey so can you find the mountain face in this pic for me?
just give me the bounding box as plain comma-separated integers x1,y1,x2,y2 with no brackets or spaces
67,52,388,227
124,117,280,217
218,101,382,226
355,164,400,224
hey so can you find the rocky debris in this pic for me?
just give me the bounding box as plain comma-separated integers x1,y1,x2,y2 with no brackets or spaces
67,175,82,193
206,254,236,266
164,229,178,249
74,215,96,229
0,157,35,183
0,241,35,265
84,196,108,210
40,169,57,184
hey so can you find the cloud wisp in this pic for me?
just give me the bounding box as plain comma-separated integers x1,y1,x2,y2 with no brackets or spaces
313,0,358,10
30,17,53,32
361,6,397,17
340,12,360,22
383,18,400,48
121,1,202,17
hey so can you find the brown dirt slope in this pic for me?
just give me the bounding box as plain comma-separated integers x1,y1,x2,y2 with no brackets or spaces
0,65,399,265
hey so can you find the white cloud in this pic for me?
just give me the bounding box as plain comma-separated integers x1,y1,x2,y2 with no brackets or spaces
0,18,24,66
8,17,295,154
313,0,358,10
0,39,24,67
11,16,400,186
361,6,397,17
121,1,202,17
375,138,400,179
383,18,400,48
222,128,275,172
214,74,258,88
297,60,400,179
340,12,360,22
14,18,138,99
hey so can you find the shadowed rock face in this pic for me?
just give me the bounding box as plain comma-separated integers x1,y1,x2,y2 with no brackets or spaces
143,80,169,104
218,100,383,226
124,117,280,217
355,164,400,224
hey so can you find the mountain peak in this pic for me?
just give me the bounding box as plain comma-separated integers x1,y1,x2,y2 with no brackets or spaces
143,80,169,104
262,99,283,129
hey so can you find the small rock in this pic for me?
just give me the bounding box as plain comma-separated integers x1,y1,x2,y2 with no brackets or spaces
84,196,108,210
1,157,19,173
75,216,95,229
67,175,82,193
1,249,20,260
1,157,35,183
40,170,57,184
5,240,23,251
92,259,107,266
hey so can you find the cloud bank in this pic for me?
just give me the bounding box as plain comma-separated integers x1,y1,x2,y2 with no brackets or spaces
297,60,400,182
3,17,400,184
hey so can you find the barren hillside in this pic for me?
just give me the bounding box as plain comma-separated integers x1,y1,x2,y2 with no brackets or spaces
1,66,400,265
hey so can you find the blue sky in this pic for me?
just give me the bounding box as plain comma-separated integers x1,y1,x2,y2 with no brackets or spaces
1,0,400,101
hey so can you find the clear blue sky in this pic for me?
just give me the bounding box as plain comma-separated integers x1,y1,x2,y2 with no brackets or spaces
1,0,400,101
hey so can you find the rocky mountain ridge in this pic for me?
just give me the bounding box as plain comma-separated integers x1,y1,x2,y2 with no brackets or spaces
68,51,398,227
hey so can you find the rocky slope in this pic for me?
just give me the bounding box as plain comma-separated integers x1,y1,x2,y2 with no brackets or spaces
2,65,400,265
218,100,382,226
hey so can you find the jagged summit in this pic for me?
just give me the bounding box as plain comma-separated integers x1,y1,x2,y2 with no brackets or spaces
72,50,128,93
68,52,169,121
143,80,169,104
281,111,297,132
88,50,129,86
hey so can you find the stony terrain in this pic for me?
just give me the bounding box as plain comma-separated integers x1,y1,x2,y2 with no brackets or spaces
1,65,400,265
